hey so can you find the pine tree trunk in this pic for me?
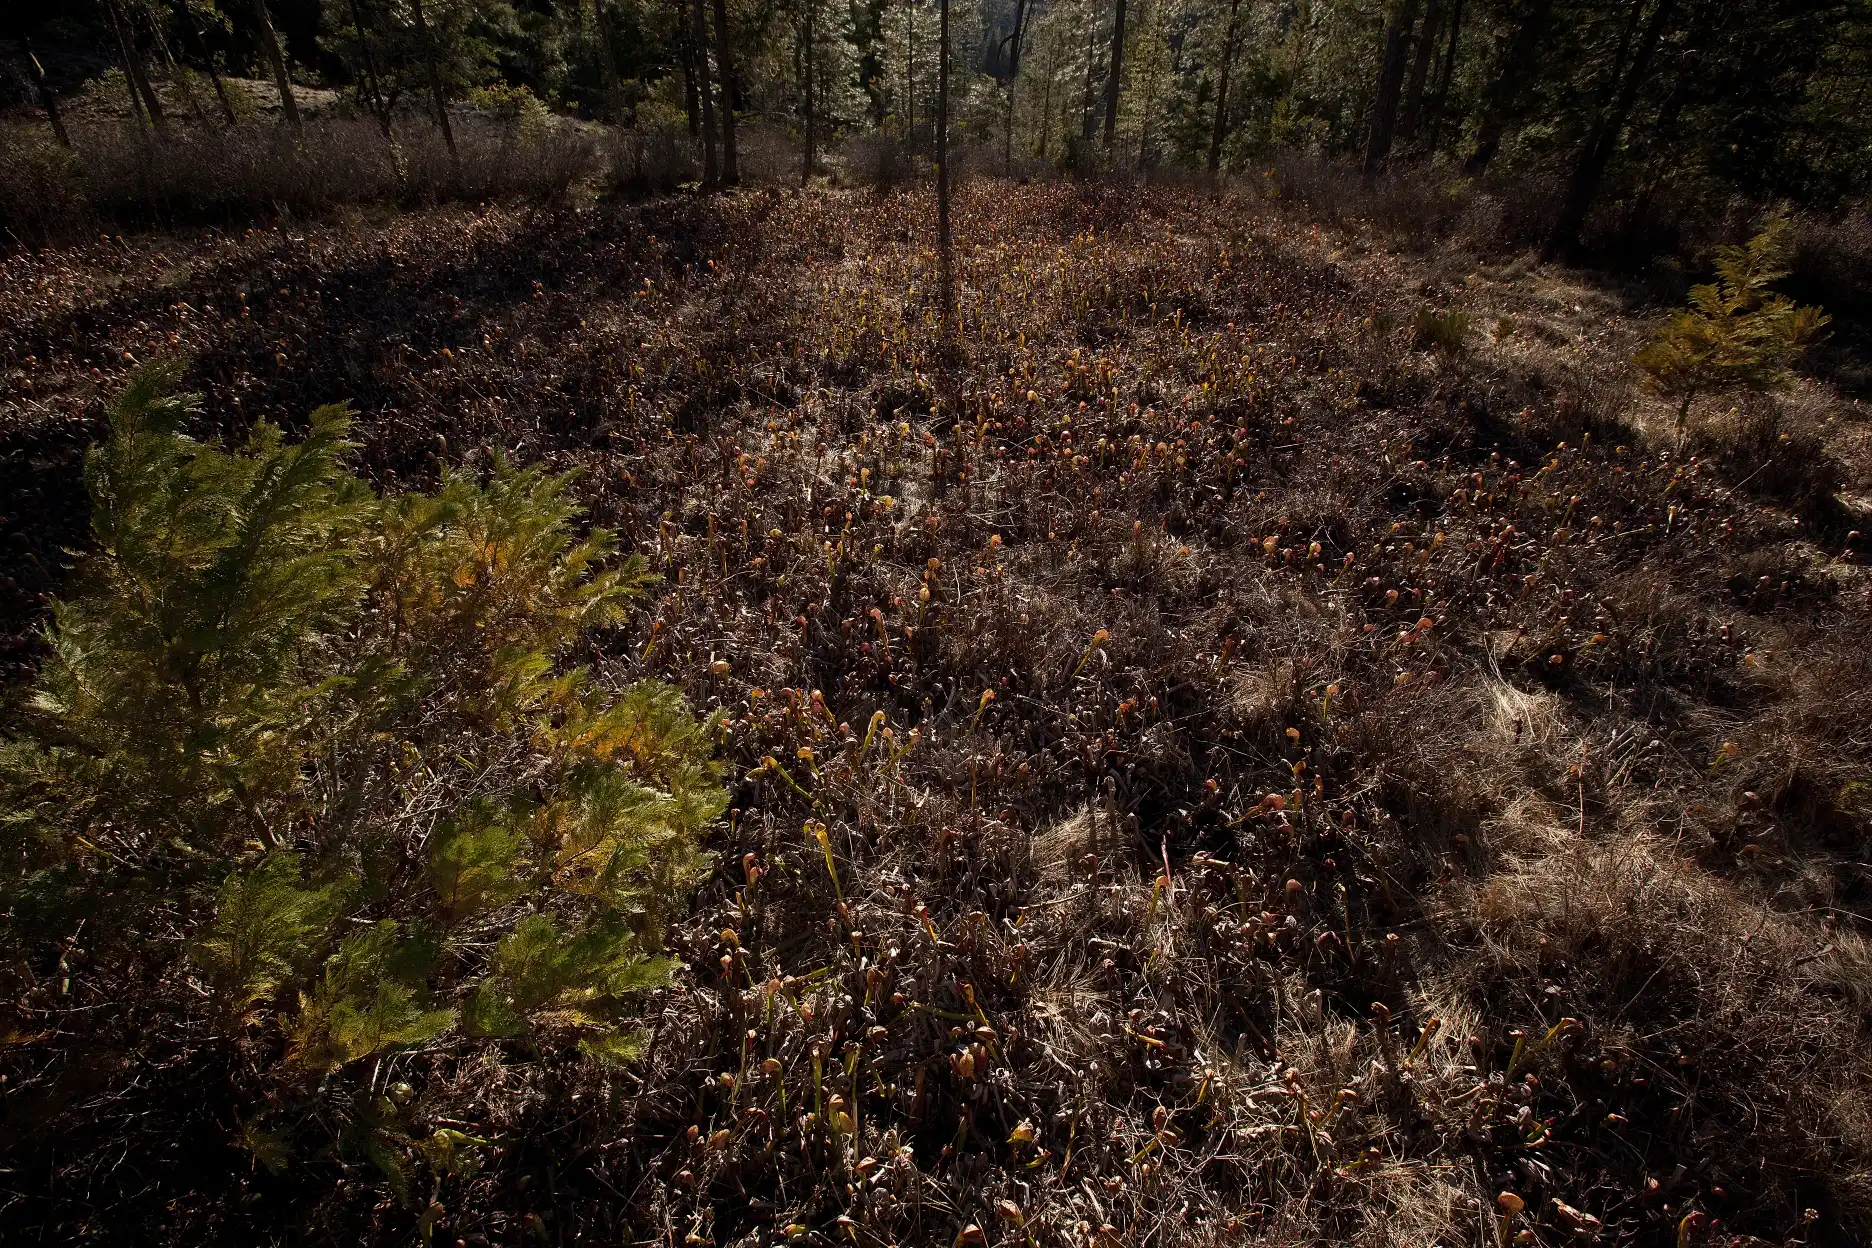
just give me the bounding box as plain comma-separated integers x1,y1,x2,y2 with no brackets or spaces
251,0,302,137
176,0,239,125
1136,38,1159,168
109,0,170,137
1035,27,1056,158
107,2,153,143
126,10,170,134
21,37,70,148
693,0,718,184
803,0,815,183
937,0,956,330
408,0,456,164
1002,0,1027,174
1102,0,1127,151
204,58,237,126
1464,0,1551,175
1361,0,1420,181
1544,0,1677,260
1421,0,1462,154
713,0,739,183
346,0,393,139
1207,0,1243,175
1397,0,1445,144
591,0,624,122
1619,48,1694,244
1003,88,1015,175
680,0,701,135
142,0,213,130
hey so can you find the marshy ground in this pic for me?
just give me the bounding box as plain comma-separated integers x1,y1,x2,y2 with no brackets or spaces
3,179,1870,1246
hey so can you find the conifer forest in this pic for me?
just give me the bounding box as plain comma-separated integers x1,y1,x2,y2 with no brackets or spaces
3,0,1872,1244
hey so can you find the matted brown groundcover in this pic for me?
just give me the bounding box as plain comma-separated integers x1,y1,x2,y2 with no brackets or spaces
3,181,1870,1246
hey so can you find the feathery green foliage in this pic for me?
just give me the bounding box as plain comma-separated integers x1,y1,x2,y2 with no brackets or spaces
427,801,532,921
291,921,452,1072
192,852,345,1022
23,361,372,850
1634,212,1830,445
461,911,673,1054
0,365,722,1191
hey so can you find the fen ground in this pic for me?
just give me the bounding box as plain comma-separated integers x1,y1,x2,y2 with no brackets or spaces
2,181,1871,1247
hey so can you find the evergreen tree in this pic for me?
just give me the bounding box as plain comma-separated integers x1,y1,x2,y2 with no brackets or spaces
1634,212,1830,446
2,366,724,1186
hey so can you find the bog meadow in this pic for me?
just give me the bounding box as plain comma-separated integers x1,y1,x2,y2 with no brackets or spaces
2,1,1871,1244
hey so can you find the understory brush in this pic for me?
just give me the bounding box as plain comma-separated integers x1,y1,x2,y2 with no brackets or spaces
0,115,598,243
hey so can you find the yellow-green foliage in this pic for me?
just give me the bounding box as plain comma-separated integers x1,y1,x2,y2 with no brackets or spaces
1634,212,1829,442
1411,306,1472,353
1,364,723,1179
463,82,554,136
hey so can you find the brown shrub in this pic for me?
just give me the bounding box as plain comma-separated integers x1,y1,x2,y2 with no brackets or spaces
604,126,698,196
844,131,918,192
0,127,89,246
0,115,598,242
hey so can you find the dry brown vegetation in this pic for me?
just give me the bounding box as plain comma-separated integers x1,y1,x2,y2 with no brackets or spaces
2,178,1870,1246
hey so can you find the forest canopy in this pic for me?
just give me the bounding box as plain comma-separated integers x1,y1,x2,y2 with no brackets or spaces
5,0,1870,255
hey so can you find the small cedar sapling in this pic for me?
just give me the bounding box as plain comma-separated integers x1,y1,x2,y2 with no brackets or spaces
1634,211,1829,449
1,364,724,1198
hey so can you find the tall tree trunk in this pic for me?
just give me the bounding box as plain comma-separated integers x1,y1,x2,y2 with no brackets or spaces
680,0,700,134
1361,0,1420,180
1464,0,1551,175
803,0,815,183
141,0,213,130
906,0,916,141
1080,15,1100,147
937,0,955,330
713,0,739,183
1102,0,1126,150
1397,0,1445,143
21,37,70,147
1544,0,1677,260
1003,88,1015,174
1035,25,1057,158
1136,28,1160,168
1006,0,1028,77
591,0,624,121
408,0,456,164
693,0,718,184
107,4,153,142
1578,0,1646,148
251,0,302,137
109,0,170,137
1207,0,1243,175
1001,0,1028,174
1619,44,1695,244
203,53,237,128
347,0,393,138
1421,0,1462,154
176,0,238,125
